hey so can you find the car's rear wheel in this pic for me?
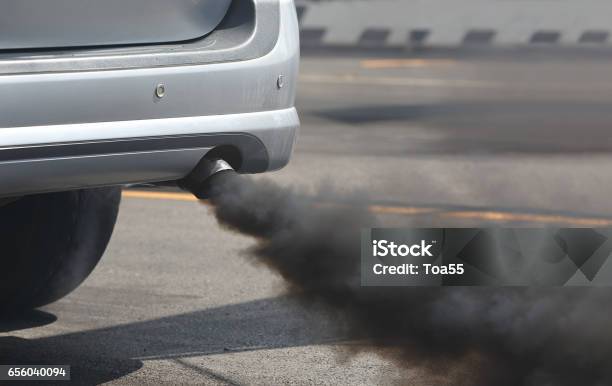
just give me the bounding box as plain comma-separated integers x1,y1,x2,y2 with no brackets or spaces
0,187,121,310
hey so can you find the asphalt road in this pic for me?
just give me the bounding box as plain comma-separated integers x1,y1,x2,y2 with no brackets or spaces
5,53,612,384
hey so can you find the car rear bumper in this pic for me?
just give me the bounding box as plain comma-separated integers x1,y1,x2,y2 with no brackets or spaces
0,108,298,197
0,0,299,197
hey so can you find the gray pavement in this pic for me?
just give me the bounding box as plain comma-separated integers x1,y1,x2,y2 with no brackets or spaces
4,54,612,384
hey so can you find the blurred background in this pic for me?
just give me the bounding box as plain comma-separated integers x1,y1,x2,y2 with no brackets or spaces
288,0,612,226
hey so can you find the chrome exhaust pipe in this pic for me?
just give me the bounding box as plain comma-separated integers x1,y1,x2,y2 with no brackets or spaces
179,158,237,199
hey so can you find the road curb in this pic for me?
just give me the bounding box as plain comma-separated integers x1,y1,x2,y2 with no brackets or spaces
296,1,612,49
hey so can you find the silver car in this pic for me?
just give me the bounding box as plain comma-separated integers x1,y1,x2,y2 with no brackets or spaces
0,0,299,310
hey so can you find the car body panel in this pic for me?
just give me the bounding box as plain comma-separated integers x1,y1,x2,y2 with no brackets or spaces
0,0,300,197
0,0,280,75
0,0,232,49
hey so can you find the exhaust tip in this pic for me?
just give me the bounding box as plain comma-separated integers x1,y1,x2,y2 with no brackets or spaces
179,158,237,199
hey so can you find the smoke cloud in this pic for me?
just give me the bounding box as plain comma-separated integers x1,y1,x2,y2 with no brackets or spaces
206,172,612,386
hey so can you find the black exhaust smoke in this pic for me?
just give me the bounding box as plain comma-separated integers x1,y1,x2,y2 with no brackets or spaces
183,165,612,386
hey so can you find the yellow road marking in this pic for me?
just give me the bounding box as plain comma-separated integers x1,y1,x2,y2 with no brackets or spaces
122,190,612,226
123,190,198,202
368,205,438,216
301,73,612,93
441,211,612,227
299,73,500,89
360,59,456,69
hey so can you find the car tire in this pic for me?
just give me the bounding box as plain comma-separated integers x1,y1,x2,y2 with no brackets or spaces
0,187,121,310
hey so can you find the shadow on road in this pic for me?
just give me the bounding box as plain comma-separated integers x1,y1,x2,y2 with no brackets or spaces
0,296,348,384
306,101,612,156
0,309,57,333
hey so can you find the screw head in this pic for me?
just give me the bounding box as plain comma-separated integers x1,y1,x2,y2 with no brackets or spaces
277,75,284,89
155,84,166,98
